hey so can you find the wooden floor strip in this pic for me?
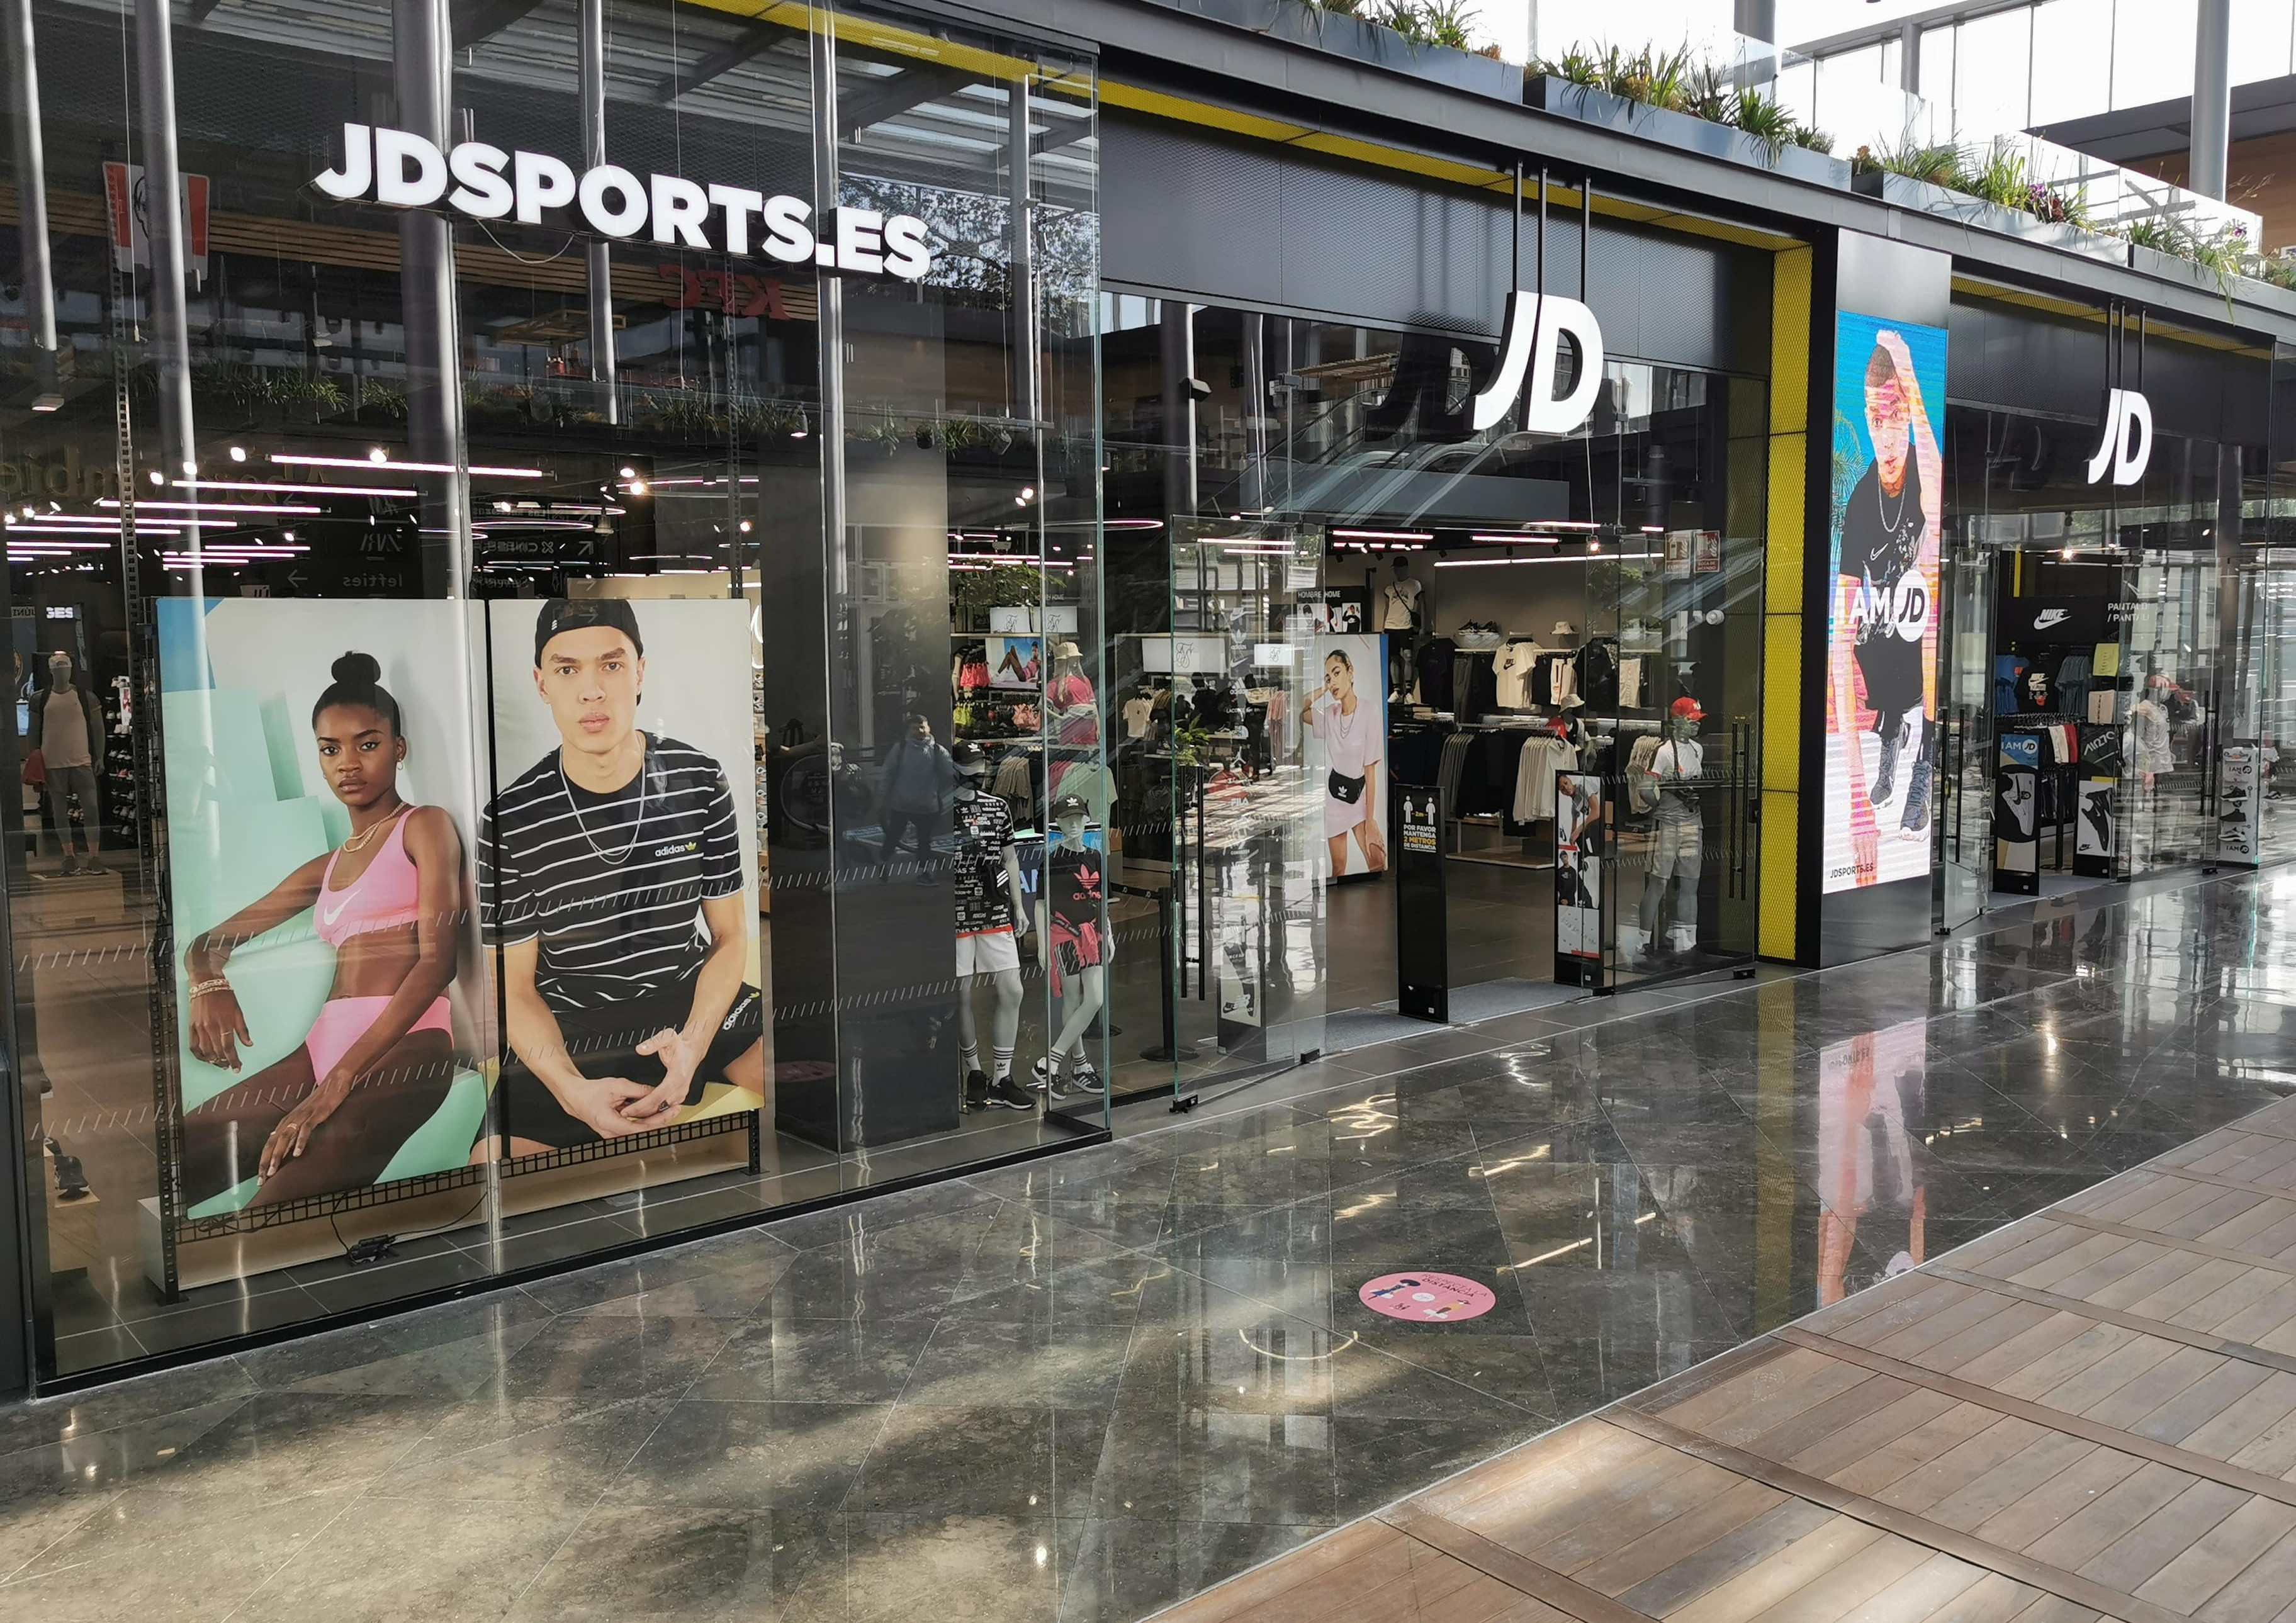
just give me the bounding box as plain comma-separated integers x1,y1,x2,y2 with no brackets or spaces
1378,1501,1659,1623
1604,1407,2190,1623
2127,1165,2296,1206
1926,1266,2296,1378
2046,1210,2296,1279
1772,1327,2296,1510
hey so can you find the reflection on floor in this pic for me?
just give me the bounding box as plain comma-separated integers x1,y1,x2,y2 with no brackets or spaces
6,866,2296,1621
1164,1097,2296,1623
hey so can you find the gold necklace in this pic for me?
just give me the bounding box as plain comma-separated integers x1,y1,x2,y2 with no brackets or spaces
340,804,403,853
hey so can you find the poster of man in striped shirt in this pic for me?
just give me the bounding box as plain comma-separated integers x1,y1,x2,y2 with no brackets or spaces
480,597,766,1154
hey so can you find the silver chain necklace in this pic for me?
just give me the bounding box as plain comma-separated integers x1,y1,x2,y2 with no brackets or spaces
1876,465,1911,535
561,743,648,865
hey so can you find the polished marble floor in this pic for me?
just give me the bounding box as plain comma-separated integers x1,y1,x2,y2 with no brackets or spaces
6,869,2296,1621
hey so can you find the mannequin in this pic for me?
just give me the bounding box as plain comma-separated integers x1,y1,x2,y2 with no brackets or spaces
1032,794,1108,1098
28,651,106,876
950,743,1032,1112
1381,555,1424,699
1624,695,1706,963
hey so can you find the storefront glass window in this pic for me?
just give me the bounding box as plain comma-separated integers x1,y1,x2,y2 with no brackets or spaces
3,0,1099,1383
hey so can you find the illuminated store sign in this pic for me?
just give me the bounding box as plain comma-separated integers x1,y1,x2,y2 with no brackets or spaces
313,123,933,281
1468,293,1606,434
2085,388,2152,486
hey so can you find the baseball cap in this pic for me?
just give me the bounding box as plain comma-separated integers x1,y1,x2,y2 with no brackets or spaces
951,741,988,775
1669,696,1706,722
534,597,644,665
1049,794,1089,821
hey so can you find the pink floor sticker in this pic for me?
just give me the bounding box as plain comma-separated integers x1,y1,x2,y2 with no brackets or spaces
1357,1271,1497,1323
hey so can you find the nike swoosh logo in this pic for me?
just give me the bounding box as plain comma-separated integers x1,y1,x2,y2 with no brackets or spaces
319,893,350,926
2034,609,2069,629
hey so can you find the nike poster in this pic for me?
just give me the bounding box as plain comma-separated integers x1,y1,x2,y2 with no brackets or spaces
156,600,492,1216
1823,311,1948,895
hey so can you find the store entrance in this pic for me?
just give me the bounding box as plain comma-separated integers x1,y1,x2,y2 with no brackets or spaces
1311,512,1762,1051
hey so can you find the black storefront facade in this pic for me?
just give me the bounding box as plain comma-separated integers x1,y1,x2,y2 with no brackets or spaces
8,0,2296,1400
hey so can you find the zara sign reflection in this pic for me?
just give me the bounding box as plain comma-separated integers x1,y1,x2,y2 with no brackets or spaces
314,123,933,280
2085,387,2153,486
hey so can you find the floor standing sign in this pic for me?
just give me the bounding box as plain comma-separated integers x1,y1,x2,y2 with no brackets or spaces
1394,782,1448,1023
1993,731,2040,894
1553,769,1606,989
2220,746,2261,867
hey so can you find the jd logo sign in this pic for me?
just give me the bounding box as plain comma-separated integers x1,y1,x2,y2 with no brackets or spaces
2085,388,2152,486
314,123,932,281
1468,293,1606,434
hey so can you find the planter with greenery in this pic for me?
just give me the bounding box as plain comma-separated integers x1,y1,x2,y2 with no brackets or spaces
1163,0,1521,101
1526,44,1845,187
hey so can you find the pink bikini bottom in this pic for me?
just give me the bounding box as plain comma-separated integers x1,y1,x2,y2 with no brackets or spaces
307,996,453,1081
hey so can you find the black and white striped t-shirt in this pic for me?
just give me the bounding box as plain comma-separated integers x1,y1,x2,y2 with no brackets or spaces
480,734,743,1011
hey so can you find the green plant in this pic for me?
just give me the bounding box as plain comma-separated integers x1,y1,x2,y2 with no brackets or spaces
1954,141,2031,211
952,562,1045,629
1789,123,1834,155
1730,89,1796,158
1855,138,1959,186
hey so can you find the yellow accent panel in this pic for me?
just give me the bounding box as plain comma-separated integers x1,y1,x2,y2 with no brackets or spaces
1950,274,2270,359
1763,432,1804,615
1097,82,1804,255
1761,617,1802,792
1759,795,1799,963
1289,132,1513,189
1100,80,1313,142
677,0,1054,83
1759,243,1812,965
1770,249,1813,428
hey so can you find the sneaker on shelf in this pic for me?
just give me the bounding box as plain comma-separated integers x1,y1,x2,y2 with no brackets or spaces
79,858,106,876
990,1077,1037,1111
963,1069,991,1111
1050,1063,1106,1099
59,855,79,877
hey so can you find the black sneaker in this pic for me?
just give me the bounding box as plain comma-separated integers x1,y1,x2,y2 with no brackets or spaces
963,1069,991,1111
990,1077,1036,1111
1870,727,1901,808
59,855,79,877
1050,1063,1105,1100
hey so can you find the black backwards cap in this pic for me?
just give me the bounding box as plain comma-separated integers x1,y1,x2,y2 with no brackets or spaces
534,597,644,665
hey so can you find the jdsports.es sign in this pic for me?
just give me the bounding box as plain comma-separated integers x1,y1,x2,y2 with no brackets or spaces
314,122,933,281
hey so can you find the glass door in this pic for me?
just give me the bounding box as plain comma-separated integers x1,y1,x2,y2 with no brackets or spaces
1154,520,1326,1104
1933,530,1995,933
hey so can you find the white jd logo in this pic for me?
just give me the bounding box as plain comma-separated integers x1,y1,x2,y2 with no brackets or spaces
2085,388,2152,486
1468,294,1606,434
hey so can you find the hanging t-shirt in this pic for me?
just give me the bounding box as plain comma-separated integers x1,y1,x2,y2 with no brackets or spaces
1493,642,1542,709
1121,695,1154,739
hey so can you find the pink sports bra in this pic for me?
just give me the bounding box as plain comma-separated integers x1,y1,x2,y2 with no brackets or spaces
315,807,422,947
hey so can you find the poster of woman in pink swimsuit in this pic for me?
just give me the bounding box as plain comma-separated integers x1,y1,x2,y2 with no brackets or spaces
160,617,480,1214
